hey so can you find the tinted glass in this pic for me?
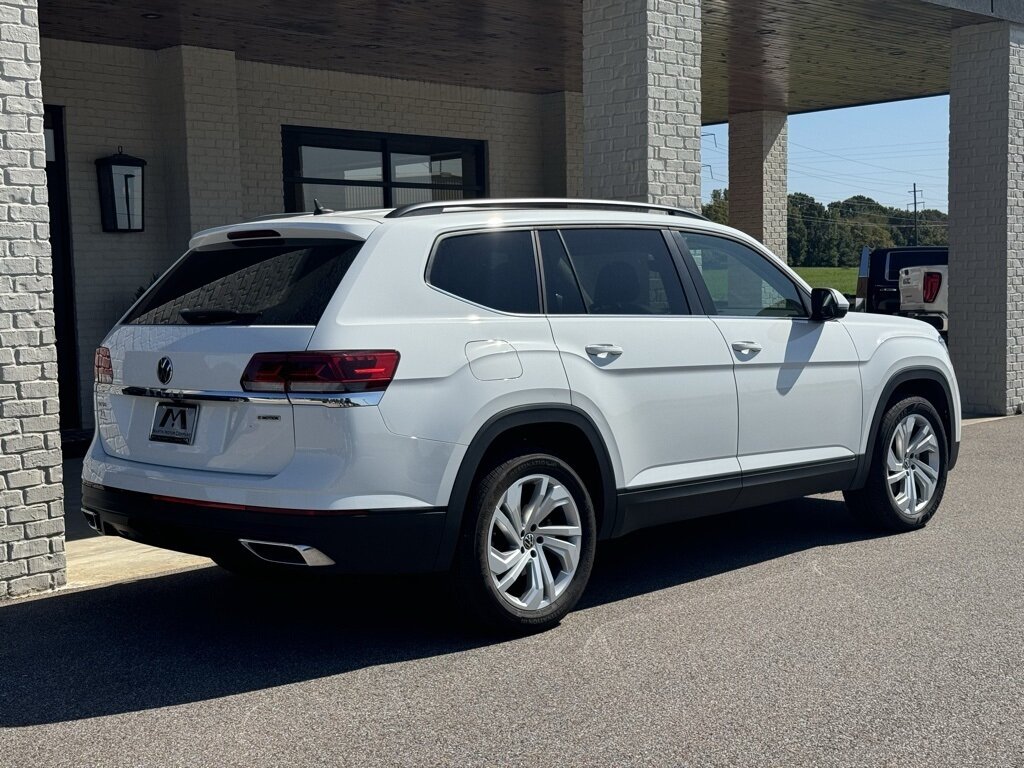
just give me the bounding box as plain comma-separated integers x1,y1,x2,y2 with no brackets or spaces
538,230,586,314
301,183,382,211
429,231,539,314
885,250,948,280
677,232,805,317
300,146,382,181
559,229,688,315
125,242,361,326
391,187,464,206
391,152,463,185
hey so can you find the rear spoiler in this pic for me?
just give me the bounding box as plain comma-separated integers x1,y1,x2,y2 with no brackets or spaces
189,219,377,250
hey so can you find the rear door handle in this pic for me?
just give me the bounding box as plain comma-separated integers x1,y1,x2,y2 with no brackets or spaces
731,340,762,353
585,344,623,358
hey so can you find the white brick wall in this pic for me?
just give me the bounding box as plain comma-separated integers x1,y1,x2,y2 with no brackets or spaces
728,110,788,260
158,47,243,236
236,60,555,219
582,0,701,209
949,21,1024,415
39,40,570,428
1,0,65,600
41,39,181,427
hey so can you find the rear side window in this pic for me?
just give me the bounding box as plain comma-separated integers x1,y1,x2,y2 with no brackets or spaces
124,241,361,326
429,231,540,313
559,228,689,315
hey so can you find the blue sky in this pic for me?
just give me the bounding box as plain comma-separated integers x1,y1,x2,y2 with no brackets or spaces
701,95,950,212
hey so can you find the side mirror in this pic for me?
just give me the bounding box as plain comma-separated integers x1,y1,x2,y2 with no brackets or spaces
810,287,850,322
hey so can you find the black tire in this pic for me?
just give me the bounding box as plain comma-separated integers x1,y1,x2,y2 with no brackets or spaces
456,453,597,633
844,396,948,532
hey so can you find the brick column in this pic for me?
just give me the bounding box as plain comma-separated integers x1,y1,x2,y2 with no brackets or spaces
0,0,65,599
156,46,242,245
948,22,1024,415
728,110,788,259
540,92,584,198
582,0,701,210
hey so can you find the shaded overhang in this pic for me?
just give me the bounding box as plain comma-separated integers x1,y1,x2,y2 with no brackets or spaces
39,0,1007,123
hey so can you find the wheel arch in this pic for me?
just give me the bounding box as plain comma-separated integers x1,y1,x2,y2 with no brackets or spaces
853,367,958,489
434,405,618,570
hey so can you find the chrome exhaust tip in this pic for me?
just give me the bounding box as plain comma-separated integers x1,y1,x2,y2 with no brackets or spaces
82,508,100,532
238,539,336,567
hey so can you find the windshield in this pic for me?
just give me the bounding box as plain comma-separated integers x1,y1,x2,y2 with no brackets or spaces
124,240,361,326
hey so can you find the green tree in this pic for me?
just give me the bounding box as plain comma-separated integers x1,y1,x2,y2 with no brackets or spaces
707,188,948,263
702,188,728,224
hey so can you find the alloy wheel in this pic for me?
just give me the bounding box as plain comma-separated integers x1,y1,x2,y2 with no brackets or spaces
886,414,941,518
486,473,583,611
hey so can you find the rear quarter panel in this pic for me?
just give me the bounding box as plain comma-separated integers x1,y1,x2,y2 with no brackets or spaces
307,221,575,448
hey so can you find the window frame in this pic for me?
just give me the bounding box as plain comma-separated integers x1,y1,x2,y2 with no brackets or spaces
424,227,544,316
668,229,811,318
535,225,701,317
282,125,488,211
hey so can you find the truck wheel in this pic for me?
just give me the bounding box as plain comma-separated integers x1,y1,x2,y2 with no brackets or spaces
456,453,596,633
844,396,948,532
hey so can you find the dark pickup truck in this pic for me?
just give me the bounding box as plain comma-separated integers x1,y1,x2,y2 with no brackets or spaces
855,245,948,314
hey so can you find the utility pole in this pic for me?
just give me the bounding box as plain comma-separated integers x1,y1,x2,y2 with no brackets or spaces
908,184,924,246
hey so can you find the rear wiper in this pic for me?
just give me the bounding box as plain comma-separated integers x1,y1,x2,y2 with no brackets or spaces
179,309,262,325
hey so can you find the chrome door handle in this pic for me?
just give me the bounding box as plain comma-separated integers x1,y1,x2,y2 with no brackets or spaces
585,344,623,358
731,340,762,353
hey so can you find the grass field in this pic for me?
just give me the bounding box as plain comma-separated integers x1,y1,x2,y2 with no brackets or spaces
793,267,858,296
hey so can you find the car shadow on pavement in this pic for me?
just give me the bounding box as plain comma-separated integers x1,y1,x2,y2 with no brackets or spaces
0,496,876,726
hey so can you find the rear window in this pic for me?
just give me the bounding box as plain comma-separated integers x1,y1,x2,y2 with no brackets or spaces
882,250,947,281
124,241,361,326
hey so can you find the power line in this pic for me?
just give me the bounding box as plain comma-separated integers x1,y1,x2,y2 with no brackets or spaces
789,140,947,182
792,214,947,228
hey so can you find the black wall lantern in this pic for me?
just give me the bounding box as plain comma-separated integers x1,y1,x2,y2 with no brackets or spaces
95,147,146,232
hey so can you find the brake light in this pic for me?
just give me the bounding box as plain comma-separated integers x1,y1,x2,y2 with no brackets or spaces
241,351,400,394
94,346,112,384
923,272,942,303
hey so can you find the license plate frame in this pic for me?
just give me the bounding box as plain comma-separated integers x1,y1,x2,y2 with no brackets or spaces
149,402,200,445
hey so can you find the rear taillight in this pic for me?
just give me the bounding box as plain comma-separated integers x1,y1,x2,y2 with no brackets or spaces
241,351,400,394
94,346,112,384
923,272,942,303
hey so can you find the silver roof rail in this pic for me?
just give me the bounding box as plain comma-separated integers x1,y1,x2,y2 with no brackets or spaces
384,198,709,220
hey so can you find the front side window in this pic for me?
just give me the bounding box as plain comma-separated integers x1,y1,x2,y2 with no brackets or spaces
676,232,806,318
428,231,539,314
557,229,689,315
283,126,485,211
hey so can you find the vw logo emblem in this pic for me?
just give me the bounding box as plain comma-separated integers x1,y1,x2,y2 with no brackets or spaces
156,356,173,385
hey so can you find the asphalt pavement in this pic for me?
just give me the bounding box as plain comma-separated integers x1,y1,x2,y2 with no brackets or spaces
1,418,1021,767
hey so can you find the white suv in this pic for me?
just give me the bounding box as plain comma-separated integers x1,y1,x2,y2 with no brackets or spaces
82,199,961,630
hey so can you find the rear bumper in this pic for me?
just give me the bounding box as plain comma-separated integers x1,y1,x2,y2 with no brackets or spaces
82,483,447,574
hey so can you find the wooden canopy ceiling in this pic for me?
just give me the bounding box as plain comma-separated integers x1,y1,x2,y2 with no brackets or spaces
39,0,992,123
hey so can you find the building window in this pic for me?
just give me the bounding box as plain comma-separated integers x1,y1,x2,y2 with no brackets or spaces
282,126,486,211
